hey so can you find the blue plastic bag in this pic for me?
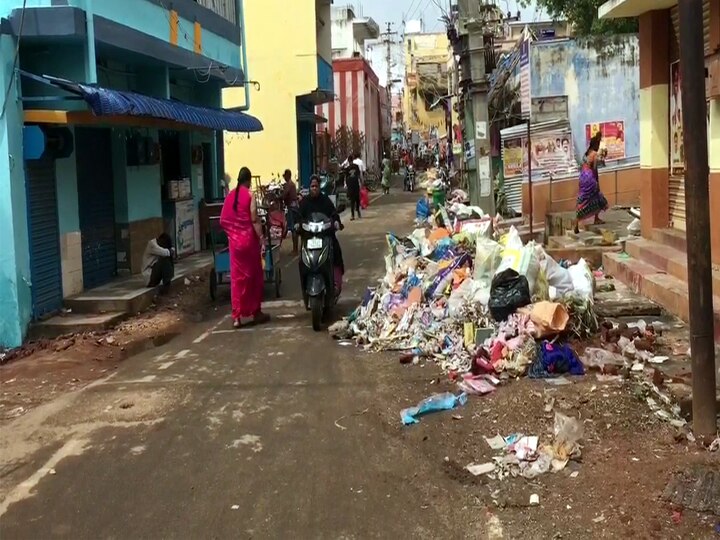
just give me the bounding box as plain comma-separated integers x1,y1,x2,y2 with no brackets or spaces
401,392,468,425
528,341,585,379
416,197,431,221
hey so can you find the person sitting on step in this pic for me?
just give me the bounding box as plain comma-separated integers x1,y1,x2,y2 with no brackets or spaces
143,232,175,294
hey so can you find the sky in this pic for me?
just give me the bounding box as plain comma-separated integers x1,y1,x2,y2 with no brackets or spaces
359,0,546,86
356,0,545,34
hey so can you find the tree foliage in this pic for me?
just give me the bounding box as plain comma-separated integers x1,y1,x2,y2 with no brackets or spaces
519,0,638,36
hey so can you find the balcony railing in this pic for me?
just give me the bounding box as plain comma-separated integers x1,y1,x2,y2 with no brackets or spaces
194,0,236,24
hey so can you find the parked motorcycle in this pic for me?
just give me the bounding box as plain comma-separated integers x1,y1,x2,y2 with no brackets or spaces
297,211,343,331
404,165,416,192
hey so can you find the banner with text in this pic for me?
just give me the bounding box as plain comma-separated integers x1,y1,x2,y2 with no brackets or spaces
585,121,626,162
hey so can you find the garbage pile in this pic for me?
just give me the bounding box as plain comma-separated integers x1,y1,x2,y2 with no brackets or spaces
330,207,600,389
467,412,584,480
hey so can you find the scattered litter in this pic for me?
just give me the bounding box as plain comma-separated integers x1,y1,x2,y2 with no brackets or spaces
485,434,507,450
231,505,240,510
466,462,496,476
570,471,579,478
334,407,370,431
544,377,573,386
592,514,606,524
529,494,540,506
48,468,56,475
648,355,669,364
401,392,467,425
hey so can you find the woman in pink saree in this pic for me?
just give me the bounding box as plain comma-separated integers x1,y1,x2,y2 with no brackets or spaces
220,167,270,328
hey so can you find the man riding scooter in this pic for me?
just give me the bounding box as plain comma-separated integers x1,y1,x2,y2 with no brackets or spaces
295,175,345,330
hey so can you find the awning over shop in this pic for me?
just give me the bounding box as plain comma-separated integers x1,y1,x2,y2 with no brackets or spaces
598,0,676,19
297,111,327,124
21,72,263,133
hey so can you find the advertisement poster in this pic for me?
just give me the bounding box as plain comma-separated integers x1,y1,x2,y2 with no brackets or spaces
175,199,196,257
503,139,524,176
670,61,684,171
585,121,626,161
503,131,576,178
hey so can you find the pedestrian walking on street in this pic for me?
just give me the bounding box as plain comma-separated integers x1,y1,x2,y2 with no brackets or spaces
346,154,362,220
381,154,391,195
142,233,175,294
281,169,300,255
220,167,271,329
575,132,608,232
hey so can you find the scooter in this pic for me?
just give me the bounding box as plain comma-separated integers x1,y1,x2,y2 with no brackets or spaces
297,211,343,331
404,165,416,192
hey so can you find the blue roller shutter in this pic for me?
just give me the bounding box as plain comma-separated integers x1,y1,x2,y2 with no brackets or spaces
75,128,117,289
26,159,63,319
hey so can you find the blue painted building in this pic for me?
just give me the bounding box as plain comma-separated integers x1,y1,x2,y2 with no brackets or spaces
530,36,640,168
0,0,261,347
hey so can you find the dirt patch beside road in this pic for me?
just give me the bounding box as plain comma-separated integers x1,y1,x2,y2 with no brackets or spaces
0,277,219,423
374,353,719,539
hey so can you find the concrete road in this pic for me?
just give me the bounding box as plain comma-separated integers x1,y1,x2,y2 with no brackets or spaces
0,187,483,539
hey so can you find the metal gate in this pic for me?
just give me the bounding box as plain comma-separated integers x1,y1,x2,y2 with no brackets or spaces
26,159,63,319
75,128,117,289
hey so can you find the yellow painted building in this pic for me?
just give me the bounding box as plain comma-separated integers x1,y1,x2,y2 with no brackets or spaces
223,0,334,186
403,32,450,139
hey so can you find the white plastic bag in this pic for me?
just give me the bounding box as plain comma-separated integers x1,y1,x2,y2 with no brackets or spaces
497,241,541,295
474,238,503,281
568,258,594,299
449,278,490,316
541,253,574,300
448,278,475,317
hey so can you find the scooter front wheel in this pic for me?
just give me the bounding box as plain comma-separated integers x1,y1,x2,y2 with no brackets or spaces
310,296,323,331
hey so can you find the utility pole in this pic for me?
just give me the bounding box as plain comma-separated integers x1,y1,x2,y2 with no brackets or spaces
678,0,717,439
456,1,498,213
380,22,397,151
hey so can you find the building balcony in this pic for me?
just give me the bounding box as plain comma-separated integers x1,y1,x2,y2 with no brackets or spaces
3,0,243,73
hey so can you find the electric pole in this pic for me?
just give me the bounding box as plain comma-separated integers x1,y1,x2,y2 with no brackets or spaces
456,2,499,213
678,0,717,439
380,22,398,156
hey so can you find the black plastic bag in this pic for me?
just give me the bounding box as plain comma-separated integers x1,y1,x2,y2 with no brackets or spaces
488,269,531,322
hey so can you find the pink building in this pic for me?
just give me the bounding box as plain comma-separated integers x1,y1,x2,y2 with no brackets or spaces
316,57,383,168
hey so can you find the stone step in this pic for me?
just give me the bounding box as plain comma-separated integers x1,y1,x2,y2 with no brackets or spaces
64,286,160,315
602,252,720,342
625,237,720,297
28,312,127,340
651,227,687,253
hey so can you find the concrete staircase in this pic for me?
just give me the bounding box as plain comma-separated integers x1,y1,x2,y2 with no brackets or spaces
30,253,212,339
602,229,720,342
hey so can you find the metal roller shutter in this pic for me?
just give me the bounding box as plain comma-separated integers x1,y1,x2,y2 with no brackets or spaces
75,128,117,289
671,2,711,54
26,159,63,319
668,2,709,232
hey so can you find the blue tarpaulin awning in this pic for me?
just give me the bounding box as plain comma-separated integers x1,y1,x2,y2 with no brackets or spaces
21,72,263,133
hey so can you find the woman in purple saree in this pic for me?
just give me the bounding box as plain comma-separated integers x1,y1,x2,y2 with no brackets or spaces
576,132,608,229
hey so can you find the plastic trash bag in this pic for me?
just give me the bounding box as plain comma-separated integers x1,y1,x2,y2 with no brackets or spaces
540,252,574,300
448,278,488,316
401,392,468,425
474,238,503,281
568,258,594,299
496,230,541,294
488,269,532,321
416,197,431,221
